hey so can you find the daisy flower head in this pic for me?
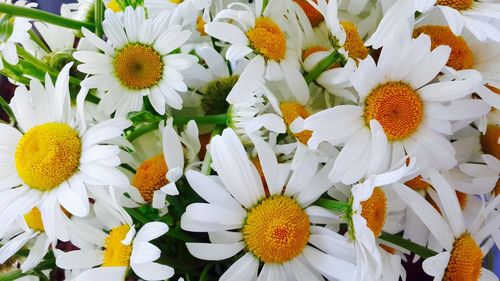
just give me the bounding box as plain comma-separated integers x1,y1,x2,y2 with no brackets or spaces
304,22,491,185
181,128,359,280
393,169,500,281
0,64,131,242
204,0,310,104
74,6,198,116
56,195,174,281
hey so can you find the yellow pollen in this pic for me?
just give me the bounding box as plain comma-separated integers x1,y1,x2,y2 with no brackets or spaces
242,196,310,263
132,154,169,203
437,0,473,10
246,17,286,61
480,124,500,159
15,123,81,191
169,0,183,4
364,82,424,141
280,102,313,144
196,16,207,36
360,187,387,237
405,176,431,191
443,233,483,281
293,0,324,27
107,0,122,12
114,44,163,90
456,191,467,210
413,25,474,70
24,208,44,232
302,45,329,61
341,21,369,61
103,224,133,267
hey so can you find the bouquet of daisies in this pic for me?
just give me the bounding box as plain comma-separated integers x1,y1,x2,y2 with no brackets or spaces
0,0,498,280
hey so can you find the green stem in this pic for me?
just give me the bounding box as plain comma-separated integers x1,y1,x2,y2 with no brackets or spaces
314,198,350,212
0,95,15,125
379,232,437,259
167,228,199,243
28,30,50,54
201,125,224,175
173,114,227,126
305,50,346,84
125,207,151,225
199,263,214,281
94,0,104,38
126,122,158,142
0,3,94,31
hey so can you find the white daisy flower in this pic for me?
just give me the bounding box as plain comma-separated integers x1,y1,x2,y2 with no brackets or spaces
205,0,310,104
304,23,491,184
181,128,358,280
0,0,35,70
56,198,174,281
0,64,131,242
62,0,95,22
74,7,198,116
393,169,500,281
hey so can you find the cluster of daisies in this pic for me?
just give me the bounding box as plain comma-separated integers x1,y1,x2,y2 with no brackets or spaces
0,0,498,280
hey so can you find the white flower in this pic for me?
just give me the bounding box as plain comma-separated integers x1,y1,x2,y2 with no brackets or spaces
181,128,358,280
305,22,490,184
394,169,500,281
0,64,131,242
74,7,198,116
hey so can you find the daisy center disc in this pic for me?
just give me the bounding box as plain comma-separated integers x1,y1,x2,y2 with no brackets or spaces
364,82,424,141
280,102,312,144
437,0,473,10
132,154,169,203
341,21,369,61
114,44,164,90
246,17,286,62
405,176,431,191
103,224,133,267
444,233,482,281
293,0,324,27
481,124,500,159
413,25,473,70
360,187,387,237
24,207,44,232
201,76,239,115
242,195,310,263
15,123,81,191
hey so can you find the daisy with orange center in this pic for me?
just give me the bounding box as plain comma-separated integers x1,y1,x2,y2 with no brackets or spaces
394,169,500,281
204,0,310,105
304,23,490,185
181,128,357,280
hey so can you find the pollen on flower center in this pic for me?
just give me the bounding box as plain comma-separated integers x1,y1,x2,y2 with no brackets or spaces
196,16,207,36
15,123,81,191
341,21,369,61
405,175,431,191
480,124,500,159
114,44,164,90
437,0,473,10
293,0,324,27
364,82,424,141
246,17,286,61
242,195,310,263
413,25,474,70
201,76,239,115
107,0,121,12
280,102,313,144
132,154,169,203
24,207,44,232
103,224,133,267
443,233,482,281
360,187,387,237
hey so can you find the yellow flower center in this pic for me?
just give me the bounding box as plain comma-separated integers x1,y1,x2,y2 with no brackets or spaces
201,76,239,115
114,44,164,90
341,21,369,62
24,207,44,232
481,124,500,159
437,0,473,10
405,175,431,191
413,25,474,70
107,0,122,12
242,196,310,263
103,224,133,267
293,0,324,27
280,102,313,144
360,187,387,237
246,17,286,61
302,45,329,61
132,154,169,203
15,123,81,191
364,82,424,141
443,233,482,281
196,16,207,36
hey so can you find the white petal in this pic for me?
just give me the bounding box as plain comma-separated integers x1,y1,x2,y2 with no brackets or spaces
220,253,259,281
185,242,244,260
422,251,450,278
135,222,169,242
131,262,175,281
56,250,103,269
131,241,161,264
